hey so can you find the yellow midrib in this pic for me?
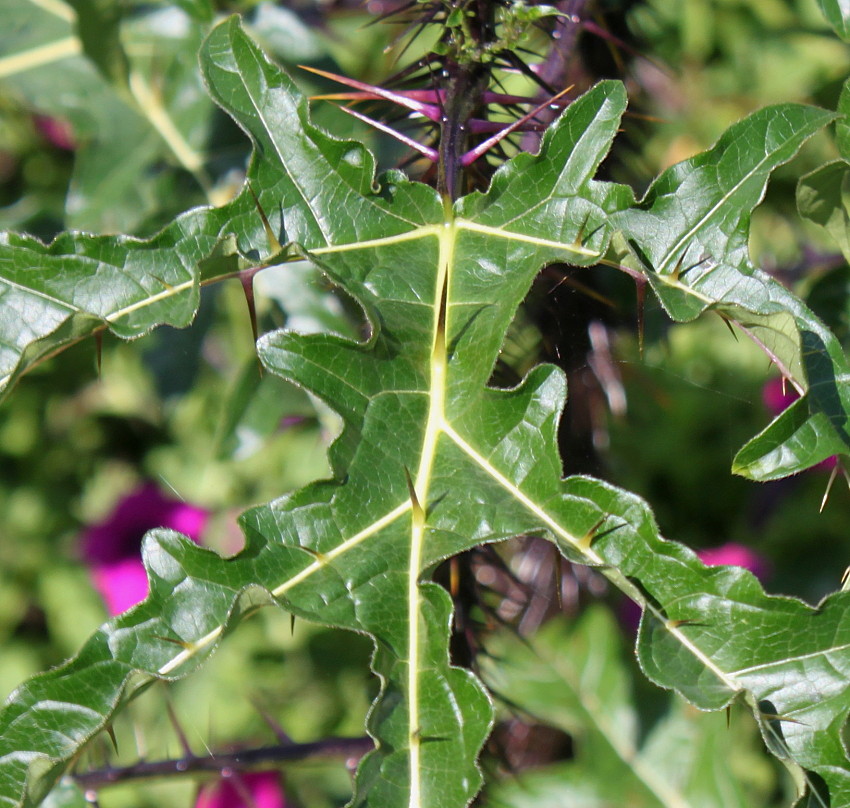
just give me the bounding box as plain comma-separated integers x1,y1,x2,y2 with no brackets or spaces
407,219,453,808
145,213,744,807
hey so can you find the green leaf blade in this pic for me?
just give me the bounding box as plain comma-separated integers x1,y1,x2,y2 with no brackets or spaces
614,102,850,479
5,19,850,808
819,0,850,41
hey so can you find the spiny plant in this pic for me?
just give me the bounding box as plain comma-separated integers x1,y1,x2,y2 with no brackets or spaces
4,1,850,807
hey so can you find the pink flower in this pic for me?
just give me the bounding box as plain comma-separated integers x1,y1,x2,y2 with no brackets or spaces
697,542,769,581
762,376,798,416
81,483,208,615
195,772,287,808
32,114,75,151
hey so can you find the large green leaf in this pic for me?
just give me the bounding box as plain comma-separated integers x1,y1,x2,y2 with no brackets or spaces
3,16,850,808
611,105,850,480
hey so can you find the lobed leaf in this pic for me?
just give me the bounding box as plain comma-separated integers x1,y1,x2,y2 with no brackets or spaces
3,16,850,808
612,104,850,479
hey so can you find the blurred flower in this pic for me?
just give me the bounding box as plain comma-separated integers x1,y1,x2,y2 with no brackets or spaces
32,114,75,151
81,483,208,615
762,376,798,416
698,542,769,581
195,772,287,808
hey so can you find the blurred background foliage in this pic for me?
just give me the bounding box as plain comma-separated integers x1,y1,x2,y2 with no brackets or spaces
1,1,849,806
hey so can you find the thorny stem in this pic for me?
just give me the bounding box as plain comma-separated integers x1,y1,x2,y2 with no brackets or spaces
436,2,495,200
72,737,373,791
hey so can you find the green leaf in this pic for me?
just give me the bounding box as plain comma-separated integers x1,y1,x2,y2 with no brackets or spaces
836,79,850,161
173,0,214,24
3,17,850,808
818,0,850,41
612,103,850,479
798,161,850,262
0,3,215,233
482,609,759,807
65,0,129,88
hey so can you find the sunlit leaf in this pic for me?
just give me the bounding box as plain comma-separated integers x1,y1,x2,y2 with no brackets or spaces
2,17,850,808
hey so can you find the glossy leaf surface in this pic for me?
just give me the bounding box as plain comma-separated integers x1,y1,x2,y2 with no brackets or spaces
2,16,850,808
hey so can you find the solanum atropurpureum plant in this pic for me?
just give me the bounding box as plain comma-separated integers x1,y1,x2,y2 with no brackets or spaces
4,2,850,807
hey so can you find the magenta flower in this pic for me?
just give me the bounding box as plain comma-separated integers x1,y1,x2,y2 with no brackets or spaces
698,542,769,581
81,483,208,615
762,376,799,416
32,114,75,151
195,772,287,808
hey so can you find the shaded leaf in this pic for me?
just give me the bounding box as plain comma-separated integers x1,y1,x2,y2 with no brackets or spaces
836,79,850,161
612,104,850,480
482,609,757,808
798,160,850,262
65,0,129,88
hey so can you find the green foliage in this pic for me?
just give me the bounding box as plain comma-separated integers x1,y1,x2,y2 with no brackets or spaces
481,608,772,807
3,4,850,808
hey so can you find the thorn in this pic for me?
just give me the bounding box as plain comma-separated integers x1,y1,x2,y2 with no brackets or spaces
726,705,732,729
151,274,175,291
334,104,439,162
105,724,119,755
759,709,806,727
165,692,193,756
461,85,574,166
573,211,591,248
553,547,563,611
403,466,424,522
670,252,686,282
238,266,261,348
449,556,460,598
94,330,103,376
295,544,327,563
576,514,608,553
820,461,841,512
635,277,646,358
419,735,451,744
252,698,294,745
153,635,194,650
247,182,281,254
665,618,706,629
299,64,441,120
410,727,450,744
717,313,738,341
290,613,296,634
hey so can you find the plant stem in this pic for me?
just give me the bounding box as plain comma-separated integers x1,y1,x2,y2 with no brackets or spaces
72,737,373,790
